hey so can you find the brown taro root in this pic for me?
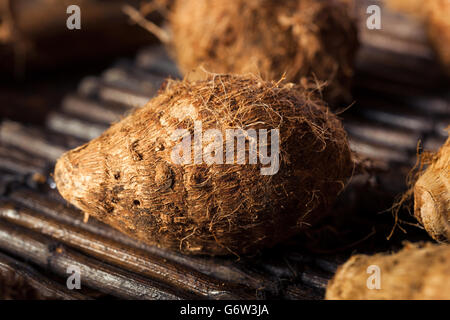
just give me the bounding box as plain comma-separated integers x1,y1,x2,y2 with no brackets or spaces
54,74,353,256
326,243,450,300
168,0,359,106
387,0,450,74
413,136,450,242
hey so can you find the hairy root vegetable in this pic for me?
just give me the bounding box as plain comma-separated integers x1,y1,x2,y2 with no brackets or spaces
387,0,450,74
54,73,353,256
326,243,450,300
168,0,359,106
414,136,450,242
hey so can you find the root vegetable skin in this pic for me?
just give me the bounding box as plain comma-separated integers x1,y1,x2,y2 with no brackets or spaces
54,74,353,256
326,243,450,300
414,136,450,242
169,0,358,105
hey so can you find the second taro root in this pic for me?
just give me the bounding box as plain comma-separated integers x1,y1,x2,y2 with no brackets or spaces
168,0,359,106
414,135,450,242
54,74,353,256
326,243,450,300
387,0,450,74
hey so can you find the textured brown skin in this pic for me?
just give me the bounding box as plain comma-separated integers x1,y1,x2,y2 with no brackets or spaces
169,0,359,106
387,0,450,74
55,74,353,256
326,243,450,300
414,136,450,242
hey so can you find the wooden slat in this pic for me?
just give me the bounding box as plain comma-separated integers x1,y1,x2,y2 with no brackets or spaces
0,251,90,300
0,203,257,299
0,221,187,300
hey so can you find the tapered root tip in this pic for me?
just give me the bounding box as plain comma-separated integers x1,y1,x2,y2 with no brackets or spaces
54,150,93,209
54,153,72,202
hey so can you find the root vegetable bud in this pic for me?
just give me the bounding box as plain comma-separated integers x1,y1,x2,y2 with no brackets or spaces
326,243,450,300
54,73,353,256
168,0,359,106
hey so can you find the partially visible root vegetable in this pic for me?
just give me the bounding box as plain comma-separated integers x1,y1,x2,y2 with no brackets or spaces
387,0,450,74
385,0,423,18
54,73,353,256
414,135,450,242
167,0,358,106
326,243,450,300
427,0,450,74
0,1,13,44
0,0,161,76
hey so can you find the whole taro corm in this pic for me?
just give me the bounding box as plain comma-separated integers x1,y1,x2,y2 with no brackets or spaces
55,73,354,256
